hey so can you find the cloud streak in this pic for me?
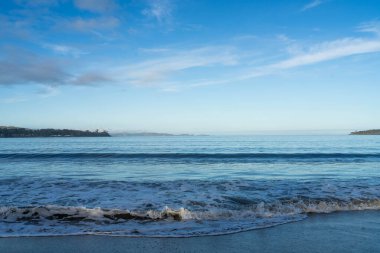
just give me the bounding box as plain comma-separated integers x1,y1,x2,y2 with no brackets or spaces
185,35,380,89
112,47,239,86
238,36,380,81
43,44,87,57
301,0,323,11
271,38,380,69
357,21,380,36
179,34,380,90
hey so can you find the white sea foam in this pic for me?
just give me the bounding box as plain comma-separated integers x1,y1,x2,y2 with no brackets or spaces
1,196,380,237
2,176,380,237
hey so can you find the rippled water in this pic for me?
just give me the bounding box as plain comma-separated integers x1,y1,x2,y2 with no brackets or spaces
1,135,380,237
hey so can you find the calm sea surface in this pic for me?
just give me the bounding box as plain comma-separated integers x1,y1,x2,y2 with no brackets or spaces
1,135,380,236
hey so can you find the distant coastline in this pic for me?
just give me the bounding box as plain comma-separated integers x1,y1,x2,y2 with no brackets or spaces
0,126,110,138
350,129,380,135
0,126,207,138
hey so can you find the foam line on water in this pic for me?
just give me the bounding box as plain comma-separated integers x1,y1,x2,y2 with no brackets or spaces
1,197,380,237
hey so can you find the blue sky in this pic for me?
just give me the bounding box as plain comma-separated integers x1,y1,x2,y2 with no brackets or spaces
1,0,380,134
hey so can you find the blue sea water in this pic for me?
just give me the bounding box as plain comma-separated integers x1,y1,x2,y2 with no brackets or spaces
1,135,380,237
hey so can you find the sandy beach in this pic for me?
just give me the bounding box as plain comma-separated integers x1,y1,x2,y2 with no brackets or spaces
1,210,379,253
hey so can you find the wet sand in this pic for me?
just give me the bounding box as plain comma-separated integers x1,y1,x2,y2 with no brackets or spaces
1,211,380,253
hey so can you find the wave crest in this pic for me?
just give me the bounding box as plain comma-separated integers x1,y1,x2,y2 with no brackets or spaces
2,198,380,224
0,205,192,223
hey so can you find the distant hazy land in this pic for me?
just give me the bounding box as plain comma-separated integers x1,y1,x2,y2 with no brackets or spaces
350,129,380,135
0,126,110,138
0,126,206,138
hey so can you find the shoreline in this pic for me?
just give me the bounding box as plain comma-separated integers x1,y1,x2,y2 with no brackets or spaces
1,210,380,253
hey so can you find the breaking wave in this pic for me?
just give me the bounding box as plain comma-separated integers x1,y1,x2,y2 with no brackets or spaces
1,197,380,237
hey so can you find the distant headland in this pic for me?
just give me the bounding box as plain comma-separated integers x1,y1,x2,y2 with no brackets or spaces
0,126,110,138
350,129,380,135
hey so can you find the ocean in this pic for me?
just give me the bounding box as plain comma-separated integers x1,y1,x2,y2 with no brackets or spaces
1,135,380,237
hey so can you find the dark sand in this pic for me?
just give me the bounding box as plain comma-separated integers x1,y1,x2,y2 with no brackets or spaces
1,211,380,253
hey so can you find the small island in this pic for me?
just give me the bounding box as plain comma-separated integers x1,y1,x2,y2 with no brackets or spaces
0,126,110,138
350,129,380,135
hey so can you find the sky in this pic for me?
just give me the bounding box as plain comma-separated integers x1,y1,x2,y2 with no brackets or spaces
1,0,380,134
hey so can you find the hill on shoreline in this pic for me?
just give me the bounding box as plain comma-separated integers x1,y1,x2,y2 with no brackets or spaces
350,129,380,135
0,126,110,138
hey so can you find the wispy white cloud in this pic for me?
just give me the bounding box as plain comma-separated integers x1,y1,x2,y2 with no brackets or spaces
112,46,239,87
43,44,87,57
236,36,380,82
357,20,380,36
184,35,380,89
142,0,173,23
35,35,380,90
271,38,380,69
301,0,323,11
